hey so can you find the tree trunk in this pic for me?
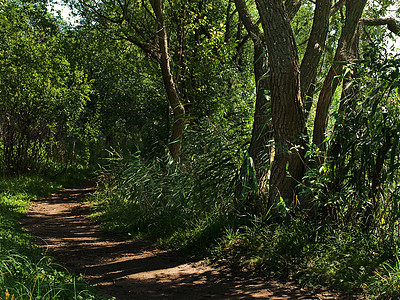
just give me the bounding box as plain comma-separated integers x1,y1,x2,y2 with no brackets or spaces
361,17,400,36
312,0,367,149
299,0,332,103
235,0,272,195
256,0,306,204
150,0,185,161
248,40,272,193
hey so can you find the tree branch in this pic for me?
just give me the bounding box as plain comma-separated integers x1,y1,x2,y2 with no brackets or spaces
300,0,332,108
330,0,345,16
285,0,302,21
313,0,367,148
361,17,400,36
234,0,264,42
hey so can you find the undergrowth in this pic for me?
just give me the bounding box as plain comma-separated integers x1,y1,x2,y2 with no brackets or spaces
0,166,106,300
90,140,242,246
90,150,400,299
213,218,400,299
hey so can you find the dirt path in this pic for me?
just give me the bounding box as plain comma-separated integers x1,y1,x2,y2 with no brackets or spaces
22,179,345,299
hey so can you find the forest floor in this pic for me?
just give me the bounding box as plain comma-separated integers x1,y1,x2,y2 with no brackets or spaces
21,179,350,299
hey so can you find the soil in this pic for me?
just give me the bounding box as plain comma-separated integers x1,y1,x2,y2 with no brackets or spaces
22,179,350,299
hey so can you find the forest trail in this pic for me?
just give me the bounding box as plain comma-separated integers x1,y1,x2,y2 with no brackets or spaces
22,179,343,300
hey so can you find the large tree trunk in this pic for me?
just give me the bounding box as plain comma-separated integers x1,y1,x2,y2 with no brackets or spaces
256,0,306,204
248,40,272,193
312,0,367,149
150,0,185,160
235,0,271,196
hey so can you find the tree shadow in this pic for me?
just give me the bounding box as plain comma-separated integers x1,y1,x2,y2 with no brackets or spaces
22,180,352,300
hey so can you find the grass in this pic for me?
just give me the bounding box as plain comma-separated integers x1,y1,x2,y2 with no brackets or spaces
210,218,400,299
88,156,400,299
0,165,107,300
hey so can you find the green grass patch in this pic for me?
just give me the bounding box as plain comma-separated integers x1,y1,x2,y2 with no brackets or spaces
212,218,400,298
0,166,107,300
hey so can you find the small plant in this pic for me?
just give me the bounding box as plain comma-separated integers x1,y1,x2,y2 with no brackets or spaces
365,254,400,299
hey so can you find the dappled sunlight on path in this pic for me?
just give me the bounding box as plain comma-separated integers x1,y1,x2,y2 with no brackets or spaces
22,180,345,299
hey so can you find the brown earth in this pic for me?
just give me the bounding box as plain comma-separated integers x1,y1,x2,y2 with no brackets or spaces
22,179,352,299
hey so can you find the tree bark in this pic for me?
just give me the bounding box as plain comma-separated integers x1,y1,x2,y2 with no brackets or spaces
284,0,302,21
256,0,306,204
361,17,400,36
300,0,332,103
235,0,272,196
312,0,367,149
150,0,185,160
248,40,272,193
234,0,263,41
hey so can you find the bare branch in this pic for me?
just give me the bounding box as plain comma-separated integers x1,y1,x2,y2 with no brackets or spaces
361,17,400,35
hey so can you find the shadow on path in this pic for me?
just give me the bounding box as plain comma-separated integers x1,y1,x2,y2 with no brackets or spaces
22,179,346,300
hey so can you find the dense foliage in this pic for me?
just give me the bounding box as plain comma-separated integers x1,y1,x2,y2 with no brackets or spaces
0,1,96,174
1,0,400,298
